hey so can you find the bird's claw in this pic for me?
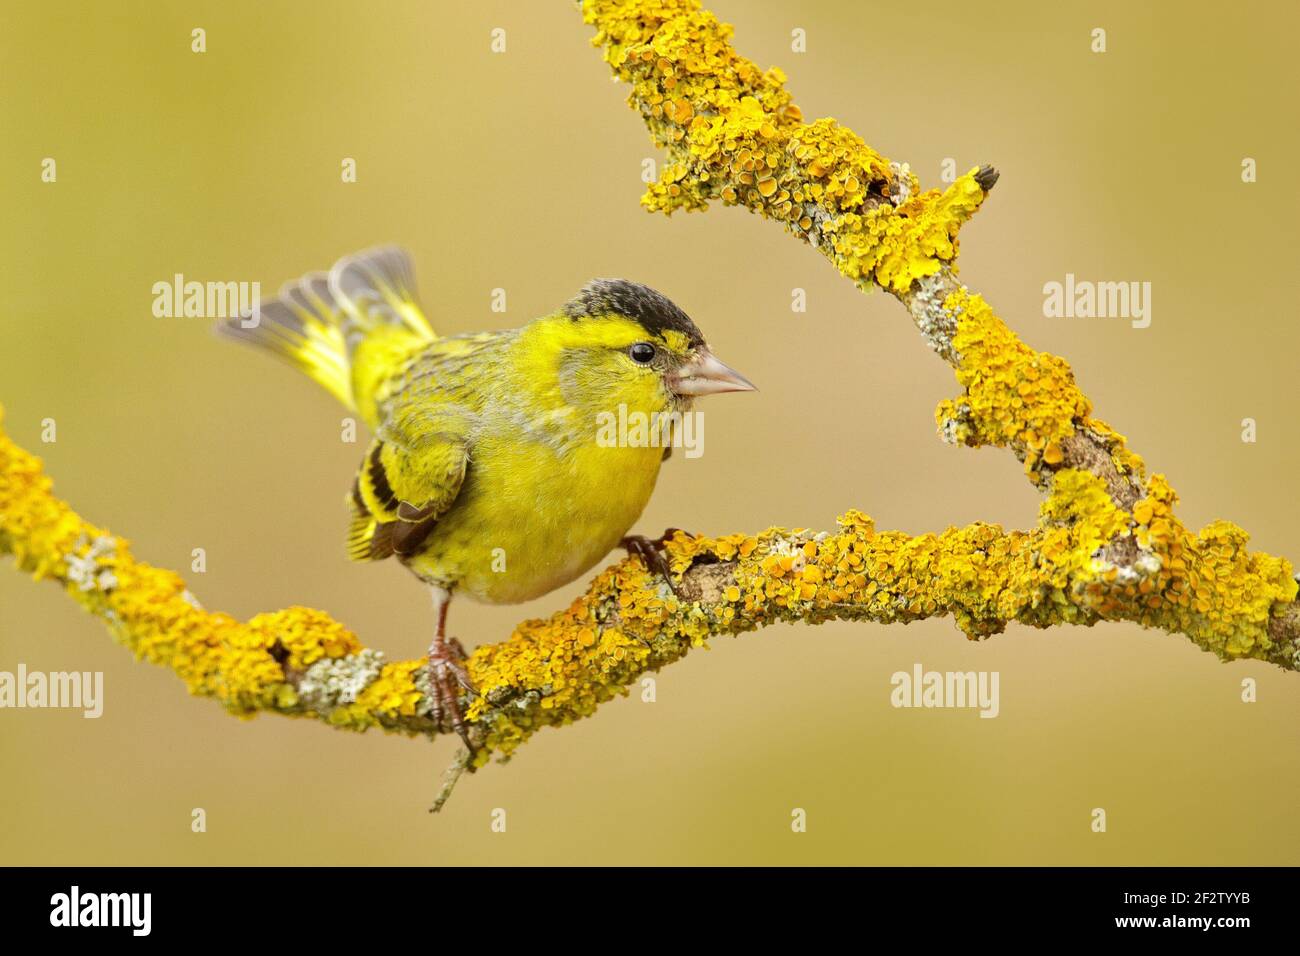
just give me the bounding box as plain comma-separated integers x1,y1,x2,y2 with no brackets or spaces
621,527,693,597
426,636,477,753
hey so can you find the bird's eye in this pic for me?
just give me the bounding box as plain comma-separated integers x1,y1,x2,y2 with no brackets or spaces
629,342,657,364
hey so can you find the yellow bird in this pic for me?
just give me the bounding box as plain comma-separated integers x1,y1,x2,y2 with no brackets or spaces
218,247,755,746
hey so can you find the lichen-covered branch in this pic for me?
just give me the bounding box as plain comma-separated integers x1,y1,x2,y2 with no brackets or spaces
1,1,1296,783
579,0,1299,653
1,401,1295,773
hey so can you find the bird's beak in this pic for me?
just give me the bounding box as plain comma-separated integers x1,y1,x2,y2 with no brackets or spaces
668,347,758,397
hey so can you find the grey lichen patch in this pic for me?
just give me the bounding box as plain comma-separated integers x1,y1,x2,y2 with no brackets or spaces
939,402,973,445
297,648,385,711
677,559,737,604
482,684,540,710
1266,601,1300,668
413,663,474,720
888,161,914,204
65,534,118,593
1090,534,1158,590
802,203,834,252
412,667,434,716
1095,555,1140,586
1134,551,1162,577
939,414,962,445
904,271,960,363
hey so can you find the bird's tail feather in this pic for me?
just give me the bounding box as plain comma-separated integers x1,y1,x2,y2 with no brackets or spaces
329,246,433,347
216,246,435,413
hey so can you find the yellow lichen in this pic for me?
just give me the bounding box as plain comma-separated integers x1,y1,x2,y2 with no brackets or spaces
936,289,1090,473
583,0,992,293
933,289,1153,498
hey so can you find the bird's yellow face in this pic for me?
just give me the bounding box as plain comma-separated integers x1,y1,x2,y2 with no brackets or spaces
518,279,755,419
545,316,703,416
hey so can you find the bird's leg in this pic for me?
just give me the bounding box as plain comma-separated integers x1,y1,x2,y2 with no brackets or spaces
620,527,694,596
426,587,476,752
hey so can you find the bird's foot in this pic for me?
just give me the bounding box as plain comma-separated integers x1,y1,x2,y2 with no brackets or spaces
426,635,477,753
621,527,693,597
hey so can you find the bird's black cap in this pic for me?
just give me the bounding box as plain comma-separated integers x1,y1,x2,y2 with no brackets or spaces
563,279,705,347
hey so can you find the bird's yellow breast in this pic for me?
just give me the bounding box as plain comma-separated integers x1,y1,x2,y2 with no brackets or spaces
405,422,664,604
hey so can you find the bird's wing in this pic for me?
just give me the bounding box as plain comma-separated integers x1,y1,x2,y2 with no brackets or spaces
346,331,508,562
347,429,469,562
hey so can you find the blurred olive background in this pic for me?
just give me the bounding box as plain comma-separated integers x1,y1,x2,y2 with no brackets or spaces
2,0,1297,865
